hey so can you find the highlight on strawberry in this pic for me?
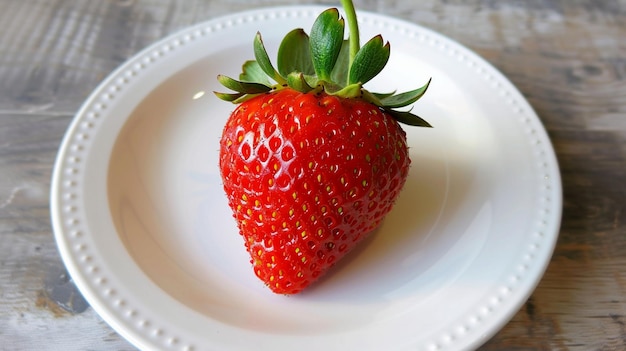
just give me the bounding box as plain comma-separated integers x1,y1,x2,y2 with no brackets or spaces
215,0,431,294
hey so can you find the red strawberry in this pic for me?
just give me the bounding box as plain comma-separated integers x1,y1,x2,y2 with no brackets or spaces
215,0,431,294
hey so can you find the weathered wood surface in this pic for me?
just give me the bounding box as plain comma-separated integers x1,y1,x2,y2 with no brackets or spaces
1,0,625,350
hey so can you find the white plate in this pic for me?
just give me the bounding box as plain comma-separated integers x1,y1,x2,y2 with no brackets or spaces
51,6,562,351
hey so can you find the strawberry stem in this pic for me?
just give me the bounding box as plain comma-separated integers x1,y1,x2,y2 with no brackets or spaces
340,0,360,80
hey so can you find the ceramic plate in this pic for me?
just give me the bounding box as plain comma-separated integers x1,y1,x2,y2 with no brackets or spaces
50,6,562,351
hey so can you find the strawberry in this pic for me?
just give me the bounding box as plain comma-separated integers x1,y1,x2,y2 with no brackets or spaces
215,0,431,294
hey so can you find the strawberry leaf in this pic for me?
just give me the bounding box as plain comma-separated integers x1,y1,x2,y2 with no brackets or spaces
387,109,433,127
330,40,350,86
379,78,431,108
287,72,314,93
371,90,397,100
361,89,383,106
303,74,319,88
216,0,433,128
240,60,272,86
254,32,286,85
232,93,261,104
217,74,272,94
330,83,362,98
348,35,390,85
310,8,345,81
278,29,314,78
213,91,245,102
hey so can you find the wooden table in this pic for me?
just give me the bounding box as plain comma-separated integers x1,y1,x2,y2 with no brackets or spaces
1,1,624,350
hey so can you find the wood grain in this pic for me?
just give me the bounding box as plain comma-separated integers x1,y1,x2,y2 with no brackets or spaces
1,0,625,350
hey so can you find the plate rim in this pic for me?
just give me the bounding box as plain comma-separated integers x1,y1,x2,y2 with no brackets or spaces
50,5,563,351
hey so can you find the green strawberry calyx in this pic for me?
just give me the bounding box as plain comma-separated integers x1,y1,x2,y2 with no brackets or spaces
214,0,432,127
